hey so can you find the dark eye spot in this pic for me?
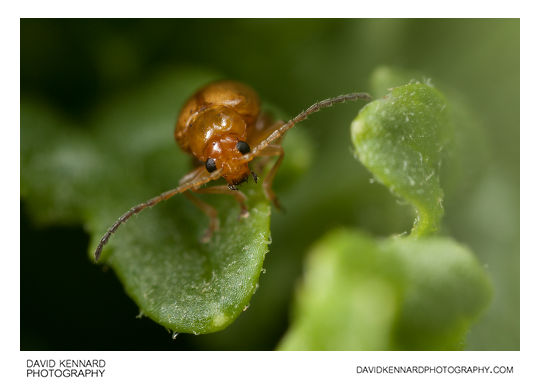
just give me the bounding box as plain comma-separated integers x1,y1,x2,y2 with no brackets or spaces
236,140,250,154
205,158,217,173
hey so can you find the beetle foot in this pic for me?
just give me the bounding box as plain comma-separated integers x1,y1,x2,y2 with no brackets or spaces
200,218,220,243
238,207,250,219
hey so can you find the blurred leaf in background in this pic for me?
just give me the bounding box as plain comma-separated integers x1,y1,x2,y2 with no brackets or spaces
279,230,491,350
20,19,519,350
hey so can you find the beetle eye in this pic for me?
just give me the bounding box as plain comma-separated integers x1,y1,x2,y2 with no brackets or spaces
236,140,250,154
205,158,217,173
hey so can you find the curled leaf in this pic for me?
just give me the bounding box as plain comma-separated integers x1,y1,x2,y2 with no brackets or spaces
370,66,490,200
351,82,452,236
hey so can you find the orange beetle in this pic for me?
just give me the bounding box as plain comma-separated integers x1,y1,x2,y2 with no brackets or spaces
94,80,370,260
176,81,261,186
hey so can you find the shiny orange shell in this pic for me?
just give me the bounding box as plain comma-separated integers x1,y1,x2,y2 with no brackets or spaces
175,80,260,162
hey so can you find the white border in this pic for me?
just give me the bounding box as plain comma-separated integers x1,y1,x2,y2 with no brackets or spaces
10,0,523,18
4,1,536,383
19,351,523,383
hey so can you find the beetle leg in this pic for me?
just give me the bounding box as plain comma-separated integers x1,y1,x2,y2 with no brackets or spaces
185,191,220,243
186,185,249,242
195,185,249,218
255,144,285,211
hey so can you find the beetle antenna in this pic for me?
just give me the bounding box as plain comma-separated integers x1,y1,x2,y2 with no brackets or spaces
247,92,371,160
94,166,221,261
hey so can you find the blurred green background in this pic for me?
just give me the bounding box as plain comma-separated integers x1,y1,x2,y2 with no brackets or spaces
20,19,519,350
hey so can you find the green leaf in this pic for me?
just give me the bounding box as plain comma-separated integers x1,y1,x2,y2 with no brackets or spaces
351,82,452,236
370,66,429,98
370,66,490,202
21,68,273,334
102,184,271,334
278,229,492,350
